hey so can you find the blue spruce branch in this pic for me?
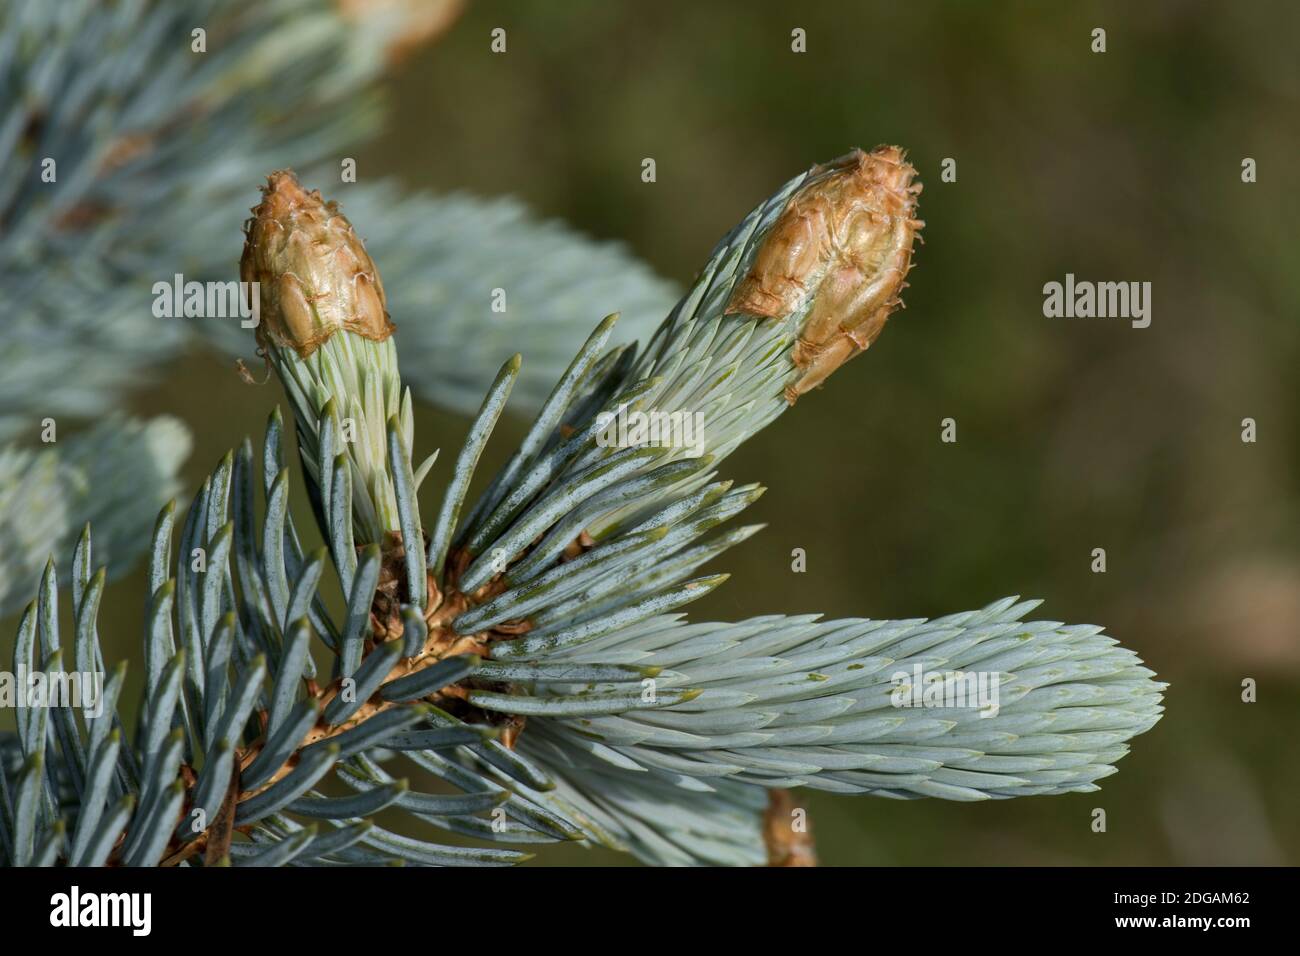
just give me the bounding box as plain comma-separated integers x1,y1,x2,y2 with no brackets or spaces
0,153,1165,867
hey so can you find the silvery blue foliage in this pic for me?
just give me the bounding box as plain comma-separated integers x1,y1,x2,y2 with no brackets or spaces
0,417,191,619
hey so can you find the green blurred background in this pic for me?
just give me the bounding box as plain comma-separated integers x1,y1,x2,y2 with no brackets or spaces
29,1,1300,864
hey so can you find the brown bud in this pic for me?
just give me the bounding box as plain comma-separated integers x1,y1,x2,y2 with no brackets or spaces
240,170,395,359
724,146,923,403
762,789,816,867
